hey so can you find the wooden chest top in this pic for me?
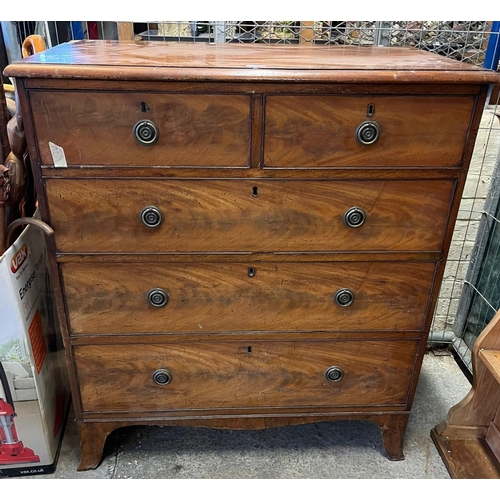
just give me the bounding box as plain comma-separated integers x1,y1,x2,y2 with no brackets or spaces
4,40,500,84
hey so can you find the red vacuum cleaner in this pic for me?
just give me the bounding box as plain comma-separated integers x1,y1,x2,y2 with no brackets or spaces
0,361,40,464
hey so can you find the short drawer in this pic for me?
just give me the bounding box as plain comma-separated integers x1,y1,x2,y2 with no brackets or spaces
264,95,474,167
46,178,455,253
30,91,250,167
75,338,419,413
62,261,436,334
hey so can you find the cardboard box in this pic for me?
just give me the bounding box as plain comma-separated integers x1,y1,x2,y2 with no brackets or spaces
0,220,70,477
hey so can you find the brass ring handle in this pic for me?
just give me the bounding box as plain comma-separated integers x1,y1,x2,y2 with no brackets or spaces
152,369,172,386
356,121,380,145
325,366,344,382
334,288,355,307
147,288,169,308
343,207,366,228
133,120,159,145
6,218,54,248
140,206,163,228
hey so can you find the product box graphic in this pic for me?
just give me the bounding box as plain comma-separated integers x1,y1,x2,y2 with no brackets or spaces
0,221,70,476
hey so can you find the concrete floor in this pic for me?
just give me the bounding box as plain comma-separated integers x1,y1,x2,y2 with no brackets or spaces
15,350,471,479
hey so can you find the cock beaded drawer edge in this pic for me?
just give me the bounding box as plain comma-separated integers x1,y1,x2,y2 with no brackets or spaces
4,41,500,471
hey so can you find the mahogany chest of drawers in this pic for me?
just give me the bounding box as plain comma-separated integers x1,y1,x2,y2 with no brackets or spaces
5,41,500,471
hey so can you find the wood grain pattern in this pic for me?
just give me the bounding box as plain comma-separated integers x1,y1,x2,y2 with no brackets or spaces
74,339,419,412
80,404,411,420
493,399,500,431
264,95,474,167
46,178,455,254
56,252,442,265
377,413,409,460
75,413,410,470
40,166,463,179
116,22,134,41
77,421,122,471
10,42,490,470
22,79,482,96
431,429,500,479
5,41,500,84
67,331,423,346
62,261,436,334
432,309,500,477
30,91,250,167
486,422,500,464
481,351,500,384
435,311,500,435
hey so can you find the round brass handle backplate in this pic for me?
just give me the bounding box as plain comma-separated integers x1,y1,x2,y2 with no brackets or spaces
325,366,344,382
356,121,380,145
140,206,163,228
133,119,159,145
343,207,366,228
152,369,172,386
147,288,169,308
334,288,355,307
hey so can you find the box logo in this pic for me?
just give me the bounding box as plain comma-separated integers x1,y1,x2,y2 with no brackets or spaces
10,244,29,273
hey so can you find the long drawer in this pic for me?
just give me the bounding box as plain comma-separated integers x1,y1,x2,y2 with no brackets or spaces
62,261,436,334
75,338,420,413
46,178,455,254
30,91,251,167
264,95,474,167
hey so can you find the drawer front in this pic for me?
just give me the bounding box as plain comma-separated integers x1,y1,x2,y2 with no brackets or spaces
62,261,436,334
264,95,474,167
46,179,454,253
75,339,419,412
30,91,250,167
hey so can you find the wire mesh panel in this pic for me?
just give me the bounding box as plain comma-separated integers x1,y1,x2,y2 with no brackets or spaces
460,206,500,350
450,90,500,372
452,198,500,371
6,21,496,62
386,21,492,64
430,98,500,346
135,21,494,64
137,22,381,45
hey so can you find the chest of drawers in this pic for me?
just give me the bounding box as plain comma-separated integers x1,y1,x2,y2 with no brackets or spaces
5,41,499,471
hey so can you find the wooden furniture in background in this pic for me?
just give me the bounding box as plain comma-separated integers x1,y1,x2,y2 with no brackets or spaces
117,22,135,41
4,41,500,471
21,35,46,58
432,308,500,478
299,22,315,44
1,35,45,252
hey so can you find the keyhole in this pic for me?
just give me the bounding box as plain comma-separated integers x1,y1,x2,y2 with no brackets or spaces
367,103,375,117
252,186,259,197
140,101,149,113
238,345,253,354
248,267,256,277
